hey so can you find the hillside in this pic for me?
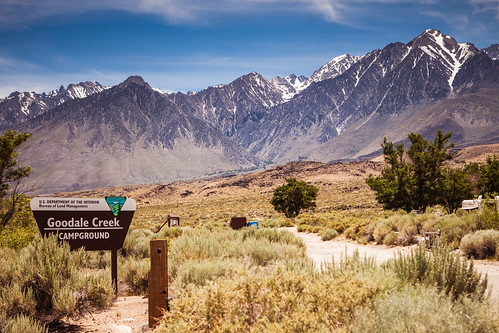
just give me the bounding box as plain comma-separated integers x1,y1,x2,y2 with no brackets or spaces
3,30,498,193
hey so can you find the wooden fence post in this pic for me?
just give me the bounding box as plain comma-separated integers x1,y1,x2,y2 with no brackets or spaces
111,249,118,295
149,239,168,329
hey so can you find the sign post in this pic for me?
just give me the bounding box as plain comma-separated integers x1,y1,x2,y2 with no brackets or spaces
149,239,168,329
30,197,136,294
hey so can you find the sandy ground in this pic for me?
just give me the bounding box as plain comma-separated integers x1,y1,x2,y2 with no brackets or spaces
67,228,499,332
285,227,499,301
63,296,149,333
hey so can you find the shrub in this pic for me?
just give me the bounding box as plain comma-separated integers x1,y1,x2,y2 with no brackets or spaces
168,228,309,285
383,231,398,246
0,195,37,249
350,285,499,333
460,230,499,260
372,218,394,243
344,220,373,243
321,229,338,241
261,217,294,228
176,259,238,287
477,200,499,230
85,270,115,308
0,283,35,318
389,243,488,301
121,228,153,258
423,214,475,249
1,313,49,333
0,235,115,325
120,256,150,295
155,268,380,332
242,227,305,248
155,226,184,239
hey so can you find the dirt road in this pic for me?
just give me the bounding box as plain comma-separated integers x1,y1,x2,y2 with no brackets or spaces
286,227,499,301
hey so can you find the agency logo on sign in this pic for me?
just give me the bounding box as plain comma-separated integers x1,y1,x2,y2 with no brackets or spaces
106,197,127,216
30,197,136,251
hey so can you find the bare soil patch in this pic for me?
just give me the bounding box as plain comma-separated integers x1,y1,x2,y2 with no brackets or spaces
287,227,499,301
63,296,148,333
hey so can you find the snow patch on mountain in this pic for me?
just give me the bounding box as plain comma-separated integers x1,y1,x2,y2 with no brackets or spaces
271,54,362,102
311,54,363,82
417,30,476,90
271,74,309,101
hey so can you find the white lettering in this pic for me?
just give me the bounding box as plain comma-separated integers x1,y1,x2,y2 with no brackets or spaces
47,217,89,228
92,217,120,227
59,232,110,240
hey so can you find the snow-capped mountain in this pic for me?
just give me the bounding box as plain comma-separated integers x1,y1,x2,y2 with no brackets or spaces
0,81,107,126
3,29,498,193
271,74,310,101
242,29,498,162
310,53,363,82
270,54,362,101
408,29,477,92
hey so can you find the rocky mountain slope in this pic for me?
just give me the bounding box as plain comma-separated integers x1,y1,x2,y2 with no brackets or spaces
3,29,498,193
0,81,106,126
17,76,256,193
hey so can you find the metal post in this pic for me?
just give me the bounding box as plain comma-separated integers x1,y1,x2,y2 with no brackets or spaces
149,239,168,329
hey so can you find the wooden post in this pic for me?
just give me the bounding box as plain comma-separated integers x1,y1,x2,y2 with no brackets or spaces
149,239,168,329
111,249,118,295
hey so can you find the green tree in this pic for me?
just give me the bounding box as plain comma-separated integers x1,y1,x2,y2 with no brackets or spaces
438,167,472,214
0,130,32,229
366,137,411,211
367,130,454,212
271,178,318,218
480,156,499,195
406,131,454,211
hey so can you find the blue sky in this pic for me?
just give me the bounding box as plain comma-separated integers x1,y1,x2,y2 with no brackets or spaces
0,0,498,97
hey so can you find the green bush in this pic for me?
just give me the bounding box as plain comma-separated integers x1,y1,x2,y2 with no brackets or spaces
460,230,499,260
261,217,294,228
241,227,305,249
350,286,499,333
0,235,114,325
168,228,310,287
0,195,38,249
120,256,150,295
389,243,488,301
477,200,499,230
176,259,239,287
383,231,399,246
344,219,373,243
155,268,379,332
1,313,49,333
0,283,35,318
321,229,338,241
85,270,115,308
155,226,184,239
423,214,476,249
121,228,153,258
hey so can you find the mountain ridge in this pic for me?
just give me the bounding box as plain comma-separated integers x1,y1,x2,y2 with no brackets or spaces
3,29,498,193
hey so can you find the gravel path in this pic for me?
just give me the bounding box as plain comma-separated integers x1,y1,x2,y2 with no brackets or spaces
285,227,499,301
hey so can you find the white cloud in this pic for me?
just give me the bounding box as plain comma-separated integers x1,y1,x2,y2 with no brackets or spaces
469,0,499,19
0,0,425,26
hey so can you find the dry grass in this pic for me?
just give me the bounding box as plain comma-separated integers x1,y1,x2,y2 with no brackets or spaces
56,160,383,230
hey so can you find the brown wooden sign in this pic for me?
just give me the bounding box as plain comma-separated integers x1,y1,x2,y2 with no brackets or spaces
230,217,247,230
30,197,136,251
